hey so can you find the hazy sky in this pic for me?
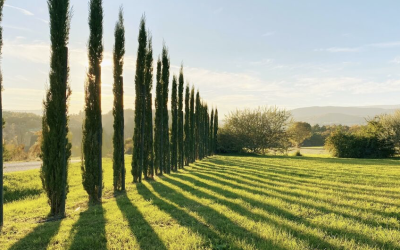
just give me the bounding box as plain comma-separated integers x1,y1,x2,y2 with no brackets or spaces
2,0,400,117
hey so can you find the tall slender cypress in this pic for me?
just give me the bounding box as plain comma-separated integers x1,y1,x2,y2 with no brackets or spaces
177,67,184,169
161,46,170,174
171,75,178,172
154,58,162,175
183,85,190,166
189,87,195,163
195,91,201,160
0,0,3,226
82,0,104,203
213,108,219,154
41,0,71,216
209,109,214,156
144,36,154,179
132,17,147,183
112,8,125,191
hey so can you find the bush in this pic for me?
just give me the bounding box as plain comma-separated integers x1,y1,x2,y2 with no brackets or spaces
325,118,396,158
293,150,302,157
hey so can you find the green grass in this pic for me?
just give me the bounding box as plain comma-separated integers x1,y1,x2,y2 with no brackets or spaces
1,155,400,249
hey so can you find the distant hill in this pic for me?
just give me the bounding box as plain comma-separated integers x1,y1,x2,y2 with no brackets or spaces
291,106,398,125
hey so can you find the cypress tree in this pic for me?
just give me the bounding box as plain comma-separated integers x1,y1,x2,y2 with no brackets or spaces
161,46,170,174
195,91,201,160
154,58,162,175
205,104,209,157
213,108,219,154
209,109,214,156
183,85,190,166
112,7,125,191
178,67,184,169
82,0,104,203
0,0,3,226
41,0,71,216
144,36,154,179
171,75,178,172
189,87,195,163
132,17,147,183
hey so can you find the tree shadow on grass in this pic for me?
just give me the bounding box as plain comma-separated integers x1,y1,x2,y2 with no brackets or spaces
4,188,42,204
9,220,61,250
175,170,399,250
139,180,287,250
195,163,400,226
163,174,339,250
116,191,167,250
69,203,107,250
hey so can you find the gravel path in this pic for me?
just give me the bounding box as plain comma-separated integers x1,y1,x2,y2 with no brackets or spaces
4,160,81,173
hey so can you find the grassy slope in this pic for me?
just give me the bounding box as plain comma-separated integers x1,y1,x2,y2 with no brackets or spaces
1,155,400,250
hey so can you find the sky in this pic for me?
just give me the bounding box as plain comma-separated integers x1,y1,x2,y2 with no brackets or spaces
2,0,400,117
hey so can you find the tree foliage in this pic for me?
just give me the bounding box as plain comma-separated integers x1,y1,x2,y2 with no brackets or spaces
171,75,178,171
183,85,190,166
287,122,312,148
82,0,104,203
41,0,72,216
112,7,125,191
177,67,184,169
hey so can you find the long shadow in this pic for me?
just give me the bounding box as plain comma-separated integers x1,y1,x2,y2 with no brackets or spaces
4,188,42,204
195,163,400,218
163,175,340,250
175,171,399,249
137,182,286,250
201,160,400,199
69,204,107,250
9,220,61,250
191,167,400,230
116,191,167,250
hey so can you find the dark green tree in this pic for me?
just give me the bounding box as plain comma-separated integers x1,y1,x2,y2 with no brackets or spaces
189,87,195,163
40,0,71,216
112,7,125,191
161,46,170,174
183,85,190,166
132,17,147,183
0,0,4,226
177,66,184,169
144,36,154,179
213,108,219,154
154,58,162,175
209,109,214,156
195,91,201,160
171,75,178,171
82,0,104,203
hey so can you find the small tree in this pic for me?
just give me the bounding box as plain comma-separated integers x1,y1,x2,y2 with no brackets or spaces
213,108,218,154
144,36,154,179
82,0,104,203
41,0,71,216
112,7,125,191
154,58,162,175
288,122,312,148
189,87,195,163
161,46,170,173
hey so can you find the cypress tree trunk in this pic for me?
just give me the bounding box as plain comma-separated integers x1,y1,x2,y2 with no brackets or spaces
132,17,147,183
183,85,190,166
41,0,71,216
161,46,170,174
178,67,184,169
154,59,162,175
0,0,3,227
112,8,125,191
82,0,103,203
189,87,195,163
144,36,153,179
171,76,178,171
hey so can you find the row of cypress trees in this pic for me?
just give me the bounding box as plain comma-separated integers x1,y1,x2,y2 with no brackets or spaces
0,0,219,222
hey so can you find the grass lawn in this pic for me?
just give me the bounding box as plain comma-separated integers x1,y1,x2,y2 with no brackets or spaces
1,155,400,249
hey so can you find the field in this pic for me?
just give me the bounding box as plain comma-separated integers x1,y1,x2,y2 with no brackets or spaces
1,155,400,250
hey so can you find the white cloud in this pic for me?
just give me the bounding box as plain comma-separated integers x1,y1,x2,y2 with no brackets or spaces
262,32,275,37
316,41,400,53
5,4,34,16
